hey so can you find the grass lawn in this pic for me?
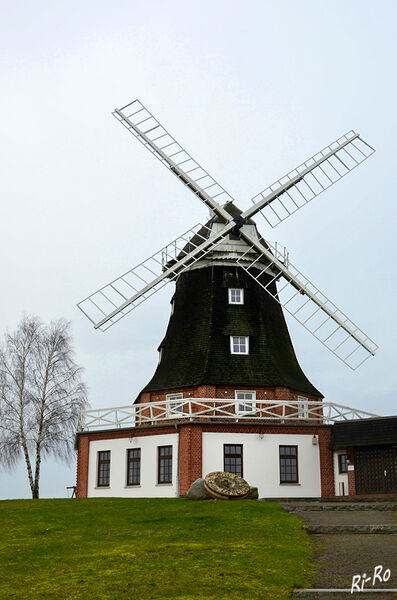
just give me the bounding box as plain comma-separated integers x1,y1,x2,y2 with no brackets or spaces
0,498,314,599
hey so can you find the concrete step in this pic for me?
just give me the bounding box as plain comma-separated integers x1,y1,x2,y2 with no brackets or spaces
293,510,397,526
268,496,397,503
293,590,397,599
284,502,397,511
303,524,397,534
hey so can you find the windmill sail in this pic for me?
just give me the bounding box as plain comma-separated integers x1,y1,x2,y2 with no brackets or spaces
78,98,378,369
244,131,375,227
237,233,378,369
77,222,232,331
113,100,234,221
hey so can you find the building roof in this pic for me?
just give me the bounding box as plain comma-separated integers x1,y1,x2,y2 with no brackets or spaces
330,416,397,449
139,264,322,398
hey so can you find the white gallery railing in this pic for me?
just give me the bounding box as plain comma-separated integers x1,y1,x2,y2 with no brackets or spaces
77,399,379,432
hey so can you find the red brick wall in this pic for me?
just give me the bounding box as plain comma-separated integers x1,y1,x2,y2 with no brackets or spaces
179,425,203,495
134,385,323,425
346,446,356,496
318,427,334,497
76,434,89,498
137,385,322,404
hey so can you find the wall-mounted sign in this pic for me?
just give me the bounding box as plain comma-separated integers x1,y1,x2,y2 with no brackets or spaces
348,465,355,471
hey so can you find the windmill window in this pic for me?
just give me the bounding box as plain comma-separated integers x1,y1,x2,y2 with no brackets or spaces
279,446,298,483
158,445,173,484
338,454,348,474
230,336,249,355
97,450,111,487
166,393,184,416
297,396,309,419
126,448,141,486
158,348,163,364
228,288,244,304
235,390,256,414
224,444,243,477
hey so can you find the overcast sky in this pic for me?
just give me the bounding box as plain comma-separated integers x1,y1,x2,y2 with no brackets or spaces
1,1,396,499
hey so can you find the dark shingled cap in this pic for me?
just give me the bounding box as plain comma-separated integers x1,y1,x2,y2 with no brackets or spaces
139,264,322,398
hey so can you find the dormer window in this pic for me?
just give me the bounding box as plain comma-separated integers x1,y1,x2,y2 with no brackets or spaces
235,390,256,414
297,396,309,419
228,288,244,305
166,393,184,416
230,336,249,355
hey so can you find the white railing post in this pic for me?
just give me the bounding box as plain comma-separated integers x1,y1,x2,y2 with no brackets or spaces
77,399,379,431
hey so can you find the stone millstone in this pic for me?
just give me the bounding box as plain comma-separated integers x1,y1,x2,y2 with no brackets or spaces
204,471,250,500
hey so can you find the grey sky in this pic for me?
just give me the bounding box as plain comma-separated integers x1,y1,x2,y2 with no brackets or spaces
1,0,396,499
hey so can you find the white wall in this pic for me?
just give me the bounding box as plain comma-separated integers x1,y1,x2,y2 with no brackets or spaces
202,432,321,498
87,434,178,497
333,451,349,496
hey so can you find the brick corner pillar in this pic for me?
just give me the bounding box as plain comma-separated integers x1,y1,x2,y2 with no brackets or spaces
346,447,356,496
136,391,150,404
76,434,89,498
318,428,335,498
178,425,203,496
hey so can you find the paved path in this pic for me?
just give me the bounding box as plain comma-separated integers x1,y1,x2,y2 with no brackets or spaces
281,499,397,599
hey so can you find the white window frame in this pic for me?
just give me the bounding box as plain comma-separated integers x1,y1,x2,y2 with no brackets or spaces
228,288,244,305
235,390,256,415
297,395,309,419
166,393,184,417
230,336,249,355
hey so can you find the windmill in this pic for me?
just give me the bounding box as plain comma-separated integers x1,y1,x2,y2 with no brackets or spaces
78,99,377,371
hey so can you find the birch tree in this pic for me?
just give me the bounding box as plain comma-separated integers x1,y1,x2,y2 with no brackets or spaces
0,316,88,498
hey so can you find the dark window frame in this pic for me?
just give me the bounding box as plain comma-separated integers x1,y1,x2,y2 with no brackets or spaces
279,445,298,484
126,448,141,486
158,445,173,484
97,450,111,487
223,444,243,477
338,453,348,474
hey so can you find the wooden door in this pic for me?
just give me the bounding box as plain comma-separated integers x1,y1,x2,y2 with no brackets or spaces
354,445,397,494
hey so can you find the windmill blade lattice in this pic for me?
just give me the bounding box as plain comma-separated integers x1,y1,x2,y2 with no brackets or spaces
78,223,231,331
246,131,375,228
78,97,378,370
237,241,378,370
113,100,235,218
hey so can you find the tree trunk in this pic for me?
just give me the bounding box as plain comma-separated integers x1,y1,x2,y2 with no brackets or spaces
21,434,35,497
32,359,50,500
32,482,39,499
32,440,42,499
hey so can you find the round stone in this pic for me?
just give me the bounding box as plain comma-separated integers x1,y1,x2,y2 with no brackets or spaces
246,486,259,499
186,478,211,500
204,471,250,500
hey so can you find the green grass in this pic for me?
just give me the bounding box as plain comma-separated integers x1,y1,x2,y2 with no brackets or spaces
0,498,314,599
